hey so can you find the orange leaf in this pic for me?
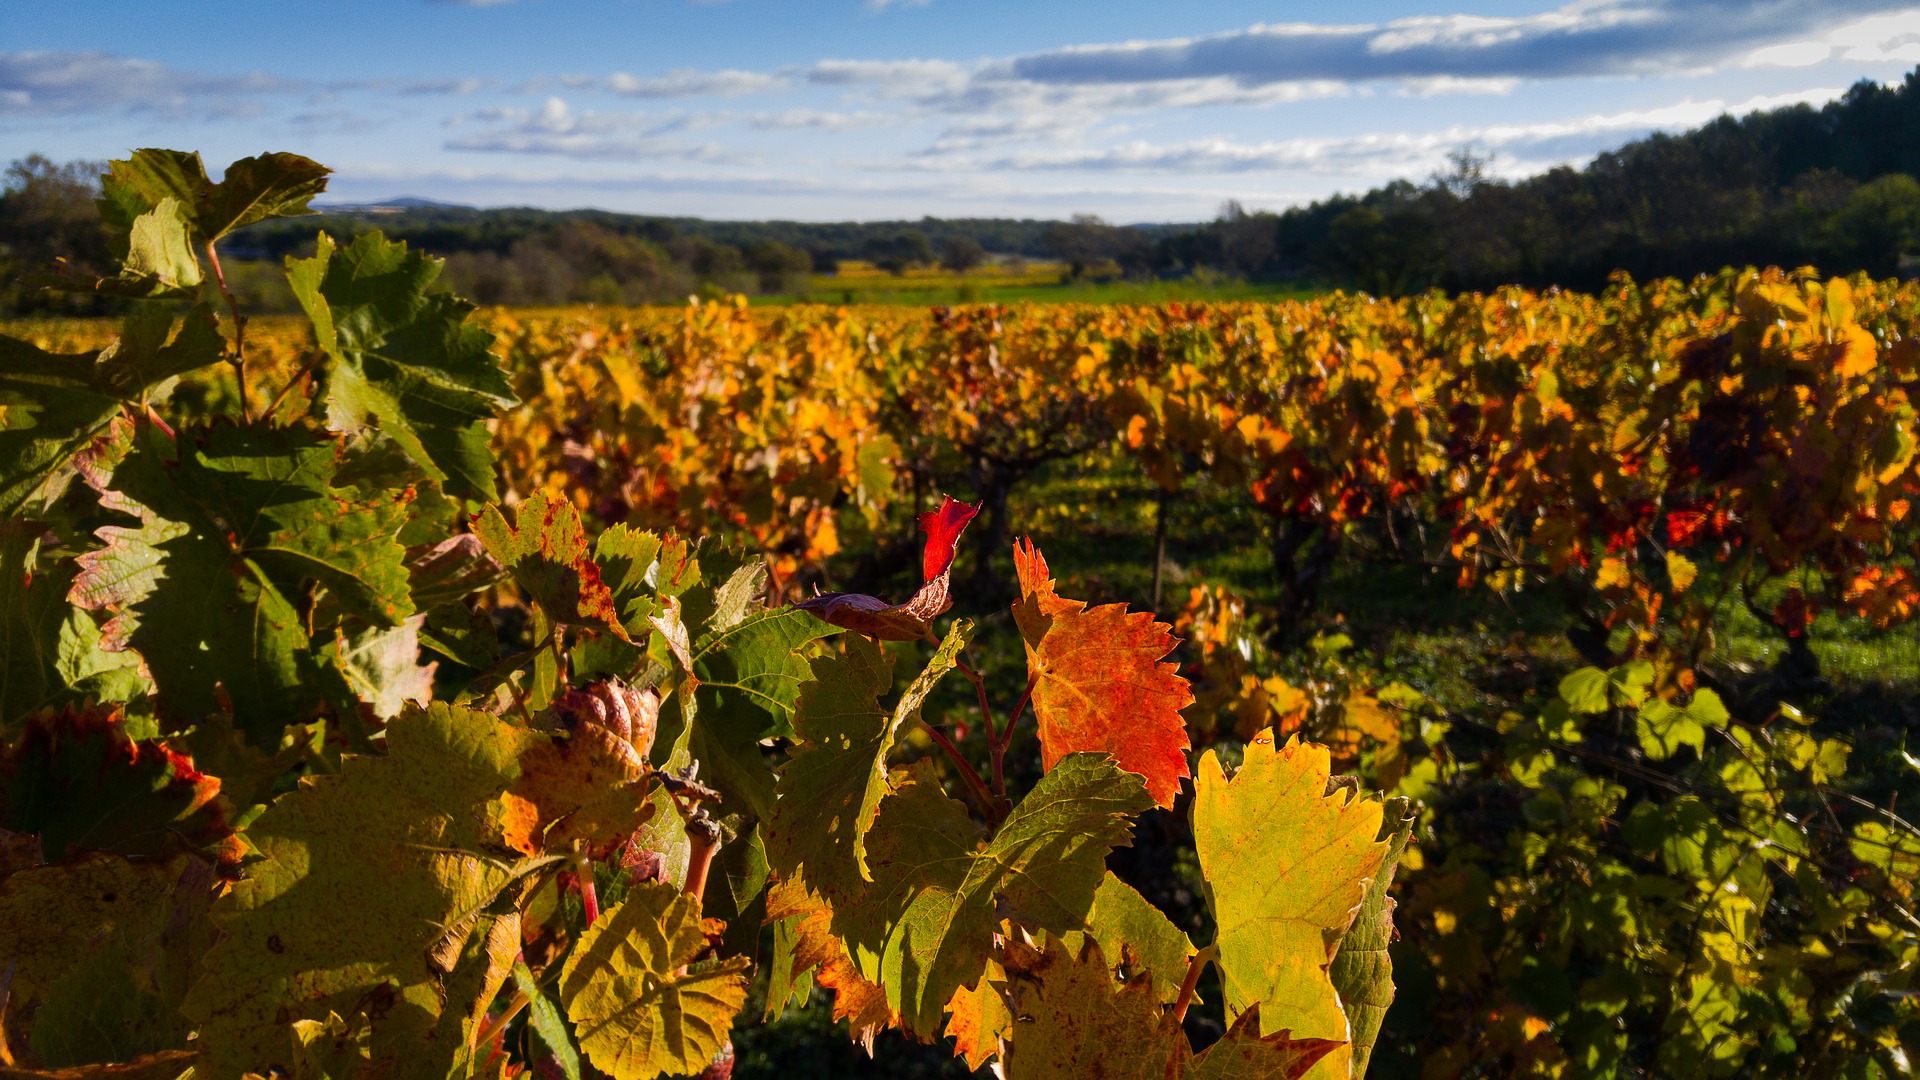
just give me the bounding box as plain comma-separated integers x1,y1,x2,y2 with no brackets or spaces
767,875,894,1049
1010,539,1192,808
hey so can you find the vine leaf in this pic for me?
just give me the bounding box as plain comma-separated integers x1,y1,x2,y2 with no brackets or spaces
0,520,63,727
0,852,205,1049
998,936,1169,1080
661,606,841,822
766,621,970,906
793,495,979,641
1011,538,1192,808
558,880,751,1080
1,703,232,863
1069,871,1198,1004
99,149,329,243
1192,732,1390,1080
996,936,1339,1080
0,309,224,517
835,753,1152,1037
85,424,413,741
1327,796,1415,1079
182,704,542,1076
941,871,1194,1070
26,862,216,1069
765,874,894,1049
918,494,982,580
503,717,654,859
290,230,517,502
474,492,628,640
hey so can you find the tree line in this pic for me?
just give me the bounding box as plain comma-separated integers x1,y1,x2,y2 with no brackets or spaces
3,67,1917,312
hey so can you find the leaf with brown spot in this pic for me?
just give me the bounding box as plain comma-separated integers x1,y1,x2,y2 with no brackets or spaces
997,936,1339,1080
505,720,655,858
1011,538,1192,808
473,492,628,640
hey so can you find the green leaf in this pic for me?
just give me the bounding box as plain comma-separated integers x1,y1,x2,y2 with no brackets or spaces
322,616,437,721
1193,734,1390,1080
193,152,331,240
514,960,583,1080
1558,668,1611,714
101,149,329,243
1637,699,1706,761
0,338,120,517
1066,872,1198,1004
1,521,72,729
657,606,840,824
767,622,970,906
291,231,515,502
593,524,665,634
85,424,413,742
838,753,1153,1036
182,703,544,1076
1327,795,1415,1079
0,306,228,519
558,881,751,1080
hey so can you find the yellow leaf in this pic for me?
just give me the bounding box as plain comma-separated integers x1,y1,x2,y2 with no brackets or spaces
1665,550,1698,593
1193,733,1389,1080
1595,556,1632,591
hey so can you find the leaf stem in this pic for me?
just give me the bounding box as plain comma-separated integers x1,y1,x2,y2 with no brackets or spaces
920,718,1003,827
472,989,531,1053
1170,944,1216,1024
203,238,251,422
955,658,1001,791
572,844,600,926
683,811,722,907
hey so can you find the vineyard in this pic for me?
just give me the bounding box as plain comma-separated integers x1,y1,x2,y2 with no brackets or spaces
2,150,1919,1079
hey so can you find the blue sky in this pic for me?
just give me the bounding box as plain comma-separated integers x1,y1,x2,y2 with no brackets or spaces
3,0,1918,221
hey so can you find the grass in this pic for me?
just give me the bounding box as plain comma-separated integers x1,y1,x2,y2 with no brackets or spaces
752,260,1319,307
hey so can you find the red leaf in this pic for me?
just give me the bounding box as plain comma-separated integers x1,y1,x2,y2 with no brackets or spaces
1011,539,1192,808
918,495,981,581
793,497,976,640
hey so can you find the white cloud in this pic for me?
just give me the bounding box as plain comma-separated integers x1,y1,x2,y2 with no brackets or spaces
1743,9,1920,68
745,108,895,131
444,96,752,161
927,87,1854,177
605,68,787,98
0,50,301,118
1003,0,1913,87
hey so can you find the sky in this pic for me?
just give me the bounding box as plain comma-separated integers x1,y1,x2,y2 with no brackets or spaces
3,0,1918,222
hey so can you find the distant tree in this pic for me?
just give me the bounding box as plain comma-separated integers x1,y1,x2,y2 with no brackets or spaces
940,235,986,273
745,240,813,293
898,230,933,267
0,154,113,312
1214,201,1278,277
1830,174,1920,276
